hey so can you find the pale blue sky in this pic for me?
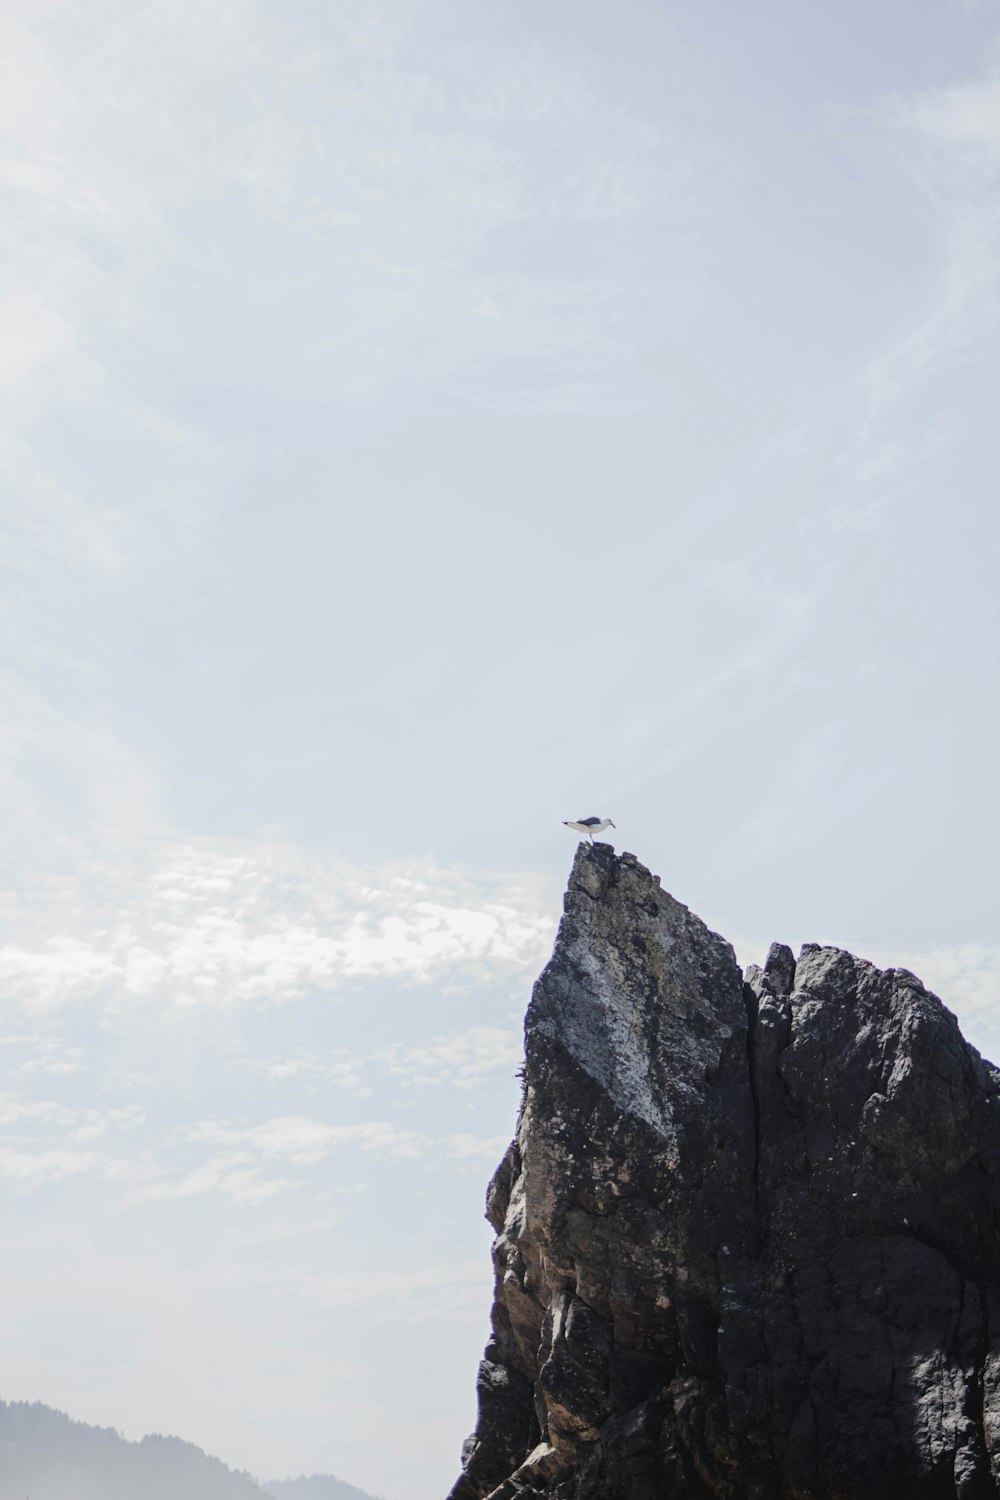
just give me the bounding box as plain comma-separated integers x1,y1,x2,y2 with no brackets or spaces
2,3,999,1497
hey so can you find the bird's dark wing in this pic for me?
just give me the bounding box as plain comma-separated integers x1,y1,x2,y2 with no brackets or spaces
579,817,601,826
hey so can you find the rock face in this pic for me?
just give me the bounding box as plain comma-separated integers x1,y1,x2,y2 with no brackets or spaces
447,844,1000,1500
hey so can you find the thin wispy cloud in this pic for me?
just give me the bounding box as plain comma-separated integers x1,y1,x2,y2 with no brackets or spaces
0,1092,511,1206
183,1115,429,1164
904,70,1000,154
306,1260,495,1323
249,1048,372,1097
861,63,1000,414
0,1098,146,1189
380,1025,522,1089
250,1024,527,1100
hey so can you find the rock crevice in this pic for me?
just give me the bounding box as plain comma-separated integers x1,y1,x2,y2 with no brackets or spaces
448,844,1000,1500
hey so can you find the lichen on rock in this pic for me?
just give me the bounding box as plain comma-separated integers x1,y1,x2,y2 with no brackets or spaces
447,843,1000,1500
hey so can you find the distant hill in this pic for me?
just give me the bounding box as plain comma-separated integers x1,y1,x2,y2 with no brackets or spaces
264,1478,384,1500
0,1399,270,1500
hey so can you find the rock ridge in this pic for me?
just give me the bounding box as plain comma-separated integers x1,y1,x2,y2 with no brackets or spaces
447,843,1000,1500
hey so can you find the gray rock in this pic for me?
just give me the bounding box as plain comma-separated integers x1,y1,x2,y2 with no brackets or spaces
448,844,1000,1499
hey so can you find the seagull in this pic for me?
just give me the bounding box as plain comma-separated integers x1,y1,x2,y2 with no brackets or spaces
562,816,616,842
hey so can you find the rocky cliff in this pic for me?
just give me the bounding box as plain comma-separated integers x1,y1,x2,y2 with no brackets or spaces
447,844,1000,1500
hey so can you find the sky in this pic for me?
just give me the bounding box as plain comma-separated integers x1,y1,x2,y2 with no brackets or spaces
1,1,999,1496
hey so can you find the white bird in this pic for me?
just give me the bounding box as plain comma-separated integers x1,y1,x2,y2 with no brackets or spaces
562,816,616,842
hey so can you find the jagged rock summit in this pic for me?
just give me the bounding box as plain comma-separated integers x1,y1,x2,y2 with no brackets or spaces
448,843,1000,1500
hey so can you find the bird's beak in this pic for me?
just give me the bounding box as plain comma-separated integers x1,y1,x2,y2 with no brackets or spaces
610,820,616,828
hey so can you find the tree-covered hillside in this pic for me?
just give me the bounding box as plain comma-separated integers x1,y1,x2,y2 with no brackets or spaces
0,1400,270,1500
264,1479,383,1500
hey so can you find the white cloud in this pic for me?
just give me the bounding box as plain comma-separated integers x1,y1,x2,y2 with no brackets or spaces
445,1132,510,1161
117,1112,452,1206
0,280,77,391
905,73,1000,154
151,1153,294,1207
101,1111,509,1208
0,1098,143,1132
0,937,119,1010
0,1145,104,1187
0,1033,85,1078
380,1025,523,1089
14,1050,86,1078
250,1048,371,1097
0,840,557,1017
0,1098,146,1190
860,63,1000,415
0,0,317,366
184,1115,430,1164
288,1258,494,1323
0,1094,435,1202
250,1022,527,1100
860,209,1000,411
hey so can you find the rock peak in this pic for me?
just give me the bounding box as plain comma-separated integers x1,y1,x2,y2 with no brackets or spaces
448,852,1000,1500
